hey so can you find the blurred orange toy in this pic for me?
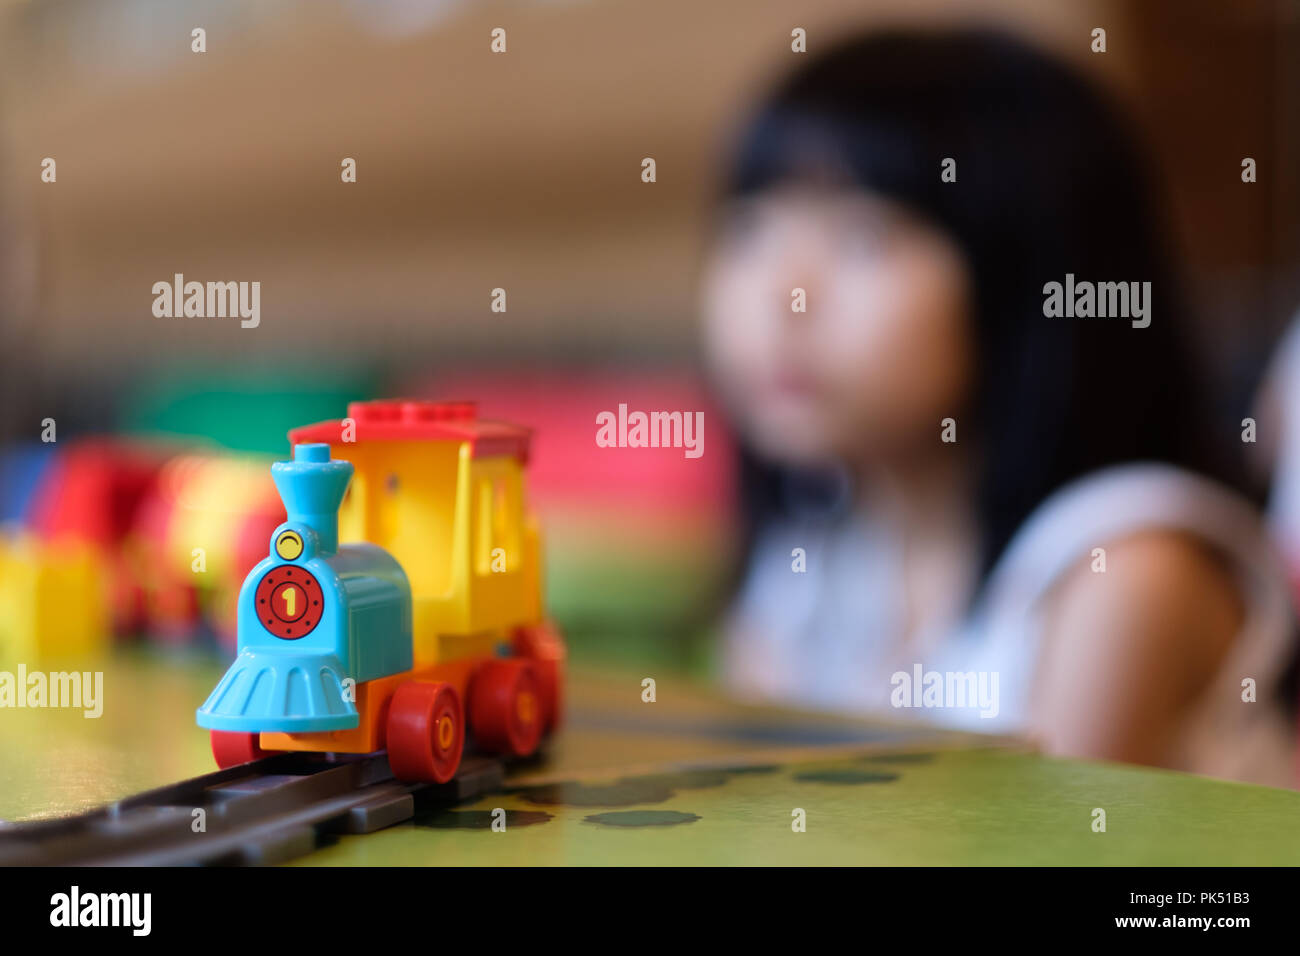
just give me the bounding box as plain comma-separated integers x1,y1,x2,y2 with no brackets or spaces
197,400,566,781
129,453,283,646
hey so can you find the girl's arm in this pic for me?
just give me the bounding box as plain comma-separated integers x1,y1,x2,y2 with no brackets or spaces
1030,530,1243,767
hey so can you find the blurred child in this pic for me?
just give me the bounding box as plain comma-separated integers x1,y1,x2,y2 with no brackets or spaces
701,29,1296,785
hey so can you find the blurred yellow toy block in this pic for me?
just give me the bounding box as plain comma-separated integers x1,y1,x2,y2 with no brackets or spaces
0,529,110,664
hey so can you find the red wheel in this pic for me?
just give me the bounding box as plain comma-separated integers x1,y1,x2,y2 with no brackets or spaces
210,730,272,769
513,622,566,732
387,681,464,783
469,658,543,757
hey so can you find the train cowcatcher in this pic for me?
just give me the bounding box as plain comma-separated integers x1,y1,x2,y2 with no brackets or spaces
196,400,566,783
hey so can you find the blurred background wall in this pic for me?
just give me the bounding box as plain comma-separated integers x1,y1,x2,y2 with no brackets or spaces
2,0,1297,427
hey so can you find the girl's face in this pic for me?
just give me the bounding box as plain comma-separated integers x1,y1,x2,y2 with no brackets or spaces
702,185,974,469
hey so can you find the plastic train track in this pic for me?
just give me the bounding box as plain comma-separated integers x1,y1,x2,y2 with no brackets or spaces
0,751,511,866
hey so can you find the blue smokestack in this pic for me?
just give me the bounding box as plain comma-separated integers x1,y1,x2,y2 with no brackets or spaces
271,443,352,554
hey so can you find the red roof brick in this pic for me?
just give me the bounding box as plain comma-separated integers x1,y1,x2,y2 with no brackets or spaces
289,400,531,463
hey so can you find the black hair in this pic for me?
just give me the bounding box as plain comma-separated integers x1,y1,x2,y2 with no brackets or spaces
718,28,1243,583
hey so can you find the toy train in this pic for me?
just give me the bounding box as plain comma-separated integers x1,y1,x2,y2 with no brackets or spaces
195,400,566,782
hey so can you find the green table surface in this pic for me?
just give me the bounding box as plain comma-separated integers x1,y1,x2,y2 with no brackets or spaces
2,650,1298,865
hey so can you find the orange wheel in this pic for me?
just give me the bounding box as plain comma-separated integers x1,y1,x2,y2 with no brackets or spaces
210,730,273,769
387,681,464,783
469,658,543,757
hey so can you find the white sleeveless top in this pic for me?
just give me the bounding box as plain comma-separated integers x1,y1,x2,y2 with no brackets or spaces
722,463,1297,787
1265,315,1300,571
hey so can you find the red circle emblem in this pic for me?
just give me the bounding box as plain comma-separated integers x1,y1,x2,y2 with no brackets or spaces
254,567,324,639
